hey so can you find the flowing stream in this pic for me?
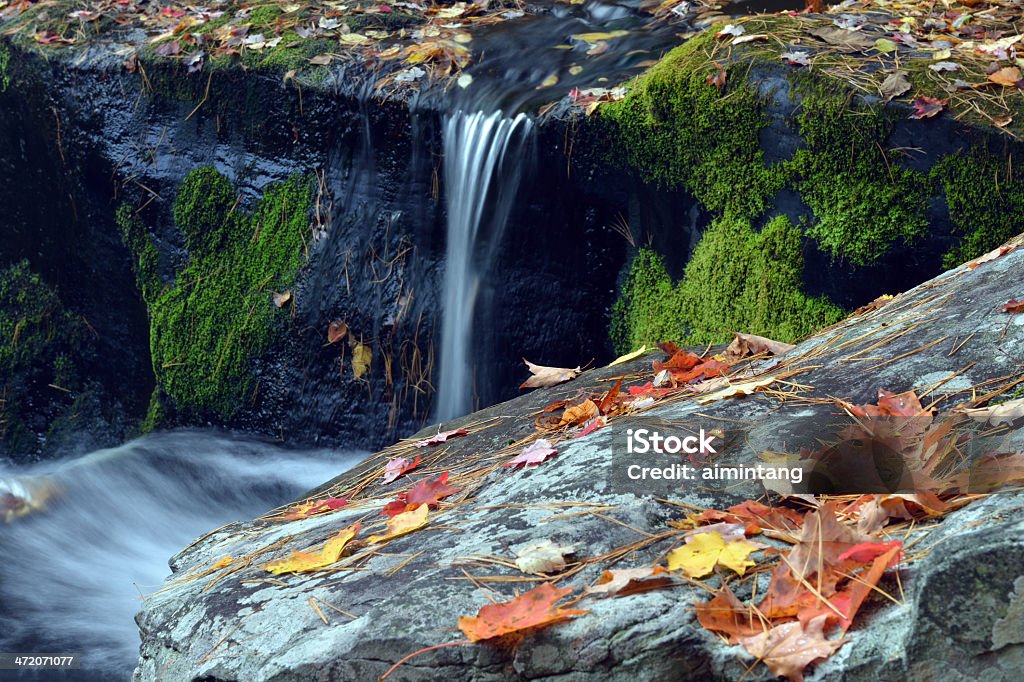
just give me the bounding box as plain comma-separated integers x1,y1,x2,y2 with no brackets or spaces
435,110,533,420
0,432,362,680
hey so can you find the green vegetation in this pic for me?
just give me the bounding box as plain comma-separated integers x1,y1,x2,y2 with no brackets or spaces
121,168,312,422
600,33,786,218
788,78,930,266
932,152,1024,268
0,260,90,452
611,216,844,353
0,45,10,93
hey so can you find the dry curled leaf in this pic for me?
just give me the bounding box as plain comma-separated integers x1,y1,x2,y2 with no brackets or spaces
738,615,843,682
519,359,581,389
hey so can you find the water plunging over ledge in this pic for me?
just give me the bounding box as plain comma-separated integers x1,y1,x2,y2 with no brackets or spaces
435,110,533,421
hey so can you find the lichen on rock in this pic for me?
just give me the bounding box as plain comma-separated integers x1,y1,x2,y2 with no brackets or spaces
120,168,313,423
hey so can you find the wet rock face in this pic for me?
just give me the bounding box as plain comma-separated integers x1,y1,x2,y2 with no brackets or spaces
0,46,632,456
133,240,1024,681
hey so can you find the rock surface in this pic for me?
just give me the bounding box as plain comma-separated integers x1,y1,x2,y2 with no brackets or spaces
135,234,1024,681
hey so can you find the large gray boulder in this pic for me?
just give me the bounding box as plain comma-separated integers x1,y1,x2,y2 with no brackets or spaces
134,235,1024,681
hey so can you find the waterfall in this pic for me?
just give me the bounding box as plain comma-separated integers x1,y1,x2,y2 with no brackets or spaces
0,432,363,679
436,110,533,421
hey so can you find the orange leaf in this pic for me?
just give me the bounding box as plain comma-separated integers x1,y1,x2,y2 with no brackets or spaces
597,378,624,415
1001,298,1024,314
457,583,588,642
696,583,765,642
652,349,701,374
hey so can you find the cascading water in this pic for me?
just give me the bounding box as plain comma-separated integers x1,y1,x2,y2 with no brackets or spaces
0,432,362,680
435,110,533,421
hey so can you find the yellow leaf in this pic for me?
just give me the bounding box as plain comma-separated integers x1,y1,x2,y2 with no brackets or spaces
717,539,760,576
571,30,629,44
353,342,372,379
210,556,233,570
608,345,647,367
340,33,371,45
367,504,429,544
539,73,559,88
667,532,724,578
666,532,760,578
265,522,361,574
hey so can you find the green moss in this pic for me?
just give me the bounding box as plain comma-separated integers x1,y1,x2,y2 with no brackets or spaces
0,260,90,452
611,216,845,353
932,151,1024,268
116,204,162,303
140,388,165,433
600,32,786,217
122,168,312,419
788,78,930,265
0,45,10,93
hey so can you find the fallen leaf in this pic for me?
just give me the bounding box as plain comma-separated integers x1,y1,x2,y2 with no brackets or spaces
505,439,558,468
873,38,898,53
667,531,760,578
960,396,1024,426
404,472,461,508
265,522,361,574
556,398,598,428
966,243,1017,269
585,566,672,597
738,615,843,682
652,349,701,374
277,497,348,520
273,290,292,308
608,345,648,366
809,28,875,50
352,342,372,378
880,71,911,101
715,24,745,39
780,51,811,67
458,583,588,642
988,67,1022,87
1001,299,1024,313
694,377,777,405
706,68,727,91
367,504,429,544
909,96,945,119
382,455,421,484
327,320,348,344
929,61,959,72
515,539,574,574
724,333,796,361
519,359,581,389
598,378,624,415
415,428,469,448
570,30,629,44
696,583,765,641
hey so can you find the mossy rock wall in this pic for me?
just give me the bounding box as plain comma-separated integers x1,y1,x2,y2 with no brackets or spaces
596,34,1024,350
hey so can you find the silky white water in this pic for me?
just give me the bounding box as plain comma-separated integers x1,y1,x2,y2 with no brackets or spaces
0,431,362,679
436,110,532,421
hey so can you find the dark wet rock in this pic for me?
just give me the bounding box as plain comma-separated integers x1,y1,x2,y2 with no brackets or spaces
134,236,1024,681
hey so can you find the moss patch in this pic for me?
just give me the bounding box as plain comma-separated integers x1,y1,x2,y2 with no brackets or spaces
788,77,930,266
0,260,91,453
0,45,10,92
611,216,844,353
599,32,786,218
932,151,1024,268
122,168,312,421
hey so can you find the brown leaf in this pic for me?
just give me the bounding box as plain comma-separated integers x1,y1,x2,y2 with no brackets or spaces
696,582,765,641
987,66,1022,87
1001,298,1024,313
739,615,843,681
519,359,581,389
880,71,911,102
808,28,875,50
724,333,796,361
706,68,727,91
272,290,292,308
327,320,348,344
